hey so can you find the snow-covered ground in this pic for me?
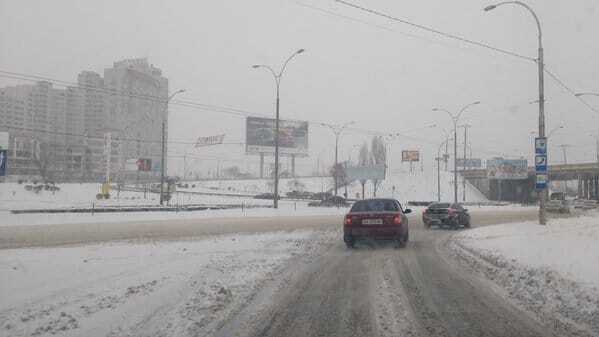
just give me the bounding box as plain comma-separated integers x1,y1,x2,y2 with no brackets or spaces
185,169,487,202
0,230,336,337
0,201,348,227
0,182,270,211
450,212,599,335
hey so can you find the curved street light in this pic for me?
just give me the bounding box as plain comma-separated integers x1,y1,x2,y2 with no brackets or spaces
160,89,186,205
484,1,547,225
433,101,480,204
320,121,355,196
252,49,305,208
575,92,599,97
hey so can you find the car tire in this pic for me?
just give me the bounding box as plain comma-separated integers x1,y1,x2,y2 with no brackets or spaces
424,220,431,229
396,235,407,249
344,235,355,249
464,220,471,228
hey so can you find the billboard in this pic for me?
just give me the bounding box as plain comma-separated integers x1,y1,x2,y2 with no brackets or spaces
487,158,528,180
0,132,8,150
195,134,225,148
246,117,308,156
345,164,386,181
456,158,482,168
136,158,152,172
402,150,420,162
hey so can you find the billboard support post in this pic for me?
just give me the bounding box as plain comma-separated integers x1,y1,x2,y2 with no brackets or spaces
260,153,264,179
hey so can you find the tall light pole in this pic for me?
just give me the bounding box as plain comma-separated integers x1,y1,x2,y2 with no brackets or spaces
160,89,185,206
436,138,453,201
433,101,480,204
253,49,305,209
459,124,472,202
321,121,355,196
558,144,571,194
485,1,547,224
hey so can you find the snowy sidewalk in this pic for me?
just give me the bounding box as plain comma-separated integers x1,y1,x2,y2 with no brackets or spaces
450,212,599,336
0,230,336,337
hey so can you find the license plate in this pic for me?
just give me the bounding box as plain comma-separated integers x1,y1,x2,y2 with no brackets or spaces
362,219,383,225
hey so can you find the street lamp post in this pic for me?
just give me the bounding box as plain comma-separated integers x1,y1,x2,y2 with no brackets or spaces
253,49,305,209
160,89,185,206
433,101,480,204
321,121,355,196
436,138,453,201
485,1,547,225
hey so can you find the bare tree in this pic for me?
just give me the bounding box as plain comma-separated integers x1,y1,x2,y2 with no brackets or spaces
371,136,386,197
32,141,54,182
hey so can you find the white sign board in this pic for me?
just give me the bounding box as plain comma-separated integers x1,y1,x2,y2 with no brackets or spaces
0,132,8,150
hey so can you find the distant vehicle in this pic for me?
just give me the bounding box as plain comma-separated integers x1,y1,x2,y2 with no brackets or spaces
311,192,332,201
547,192,571,213
286,190,314,199
308,195,348,207
253,193,280,200
343,198,411,248
546,199,570,213
422,202,471,229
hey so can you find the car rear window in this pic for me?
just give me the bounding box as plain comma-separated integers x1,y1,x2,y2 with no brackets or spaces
429,203,451,209
351,200,399,212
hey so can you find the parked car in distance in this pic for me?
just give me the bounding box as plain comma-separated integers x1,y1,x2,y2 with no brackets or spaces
253,193,280,200
343,198,411,248
422,202,471,229
546,199,571,213
308,195,349,207
311,192,333,201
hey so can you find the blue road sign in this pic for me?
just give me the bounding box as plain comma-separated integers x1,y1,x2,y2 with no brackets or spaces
536,173,548,190
535,154,547,172
535,137,547,155
0,150,7,176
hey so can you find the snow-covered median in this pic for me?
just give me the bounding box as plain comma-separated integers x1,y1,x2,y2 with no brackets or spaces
0,230,336,337
449,212,599,336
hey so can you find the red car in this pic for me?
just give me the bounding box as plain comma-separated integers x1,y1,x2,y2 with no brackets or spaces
343,198,411,248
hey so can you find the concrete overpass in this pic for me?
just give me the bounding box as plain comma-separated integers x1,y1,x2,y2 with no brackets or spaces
463,162,599,203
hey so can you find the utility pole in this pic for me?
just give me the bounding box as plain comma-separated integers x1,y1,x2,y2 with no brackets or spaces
159,89,185,206
485,1,547,224
321,121,355,196
559,144,571,194
433,102,480,205
252,49,305,209
461,124,471,202
436,156,442,201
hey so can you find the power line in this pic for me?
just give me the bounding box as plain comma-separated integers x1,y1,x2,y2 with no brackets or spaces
543,67,599,115
333,0,536,62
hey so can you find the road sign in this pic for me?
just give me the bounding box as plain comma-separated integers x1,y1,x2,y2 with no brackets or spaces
535,173,548,190
0,150,7,176
535,155,547,172
535,137,547,155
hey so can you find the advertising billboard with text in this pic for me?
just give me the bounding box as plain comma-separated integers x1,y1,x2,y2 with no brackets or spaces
246,117,309,156
486,158,528,180
402,150,420,162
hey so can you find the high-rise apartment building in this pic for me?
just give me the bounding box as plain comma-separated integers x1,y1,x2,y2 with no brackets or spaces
0,58,169,182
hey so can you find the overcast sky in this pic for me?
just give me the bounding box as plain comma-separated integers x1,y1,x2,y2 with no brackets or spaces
1,0,598,176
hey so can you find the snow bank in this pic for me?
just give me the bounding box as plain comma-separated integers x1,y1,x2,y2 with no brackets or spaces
189,169,488,203
450,212,599,336
0,230,334,337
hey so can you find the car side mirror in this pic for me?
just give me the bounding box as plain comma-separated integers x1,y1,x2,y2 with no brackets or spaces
404,209,412,214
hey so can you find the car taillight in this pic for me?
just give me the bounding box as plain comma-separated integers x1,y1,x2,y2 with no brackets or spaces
393,215,402,225
344,215,352,225
448,209,457,216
